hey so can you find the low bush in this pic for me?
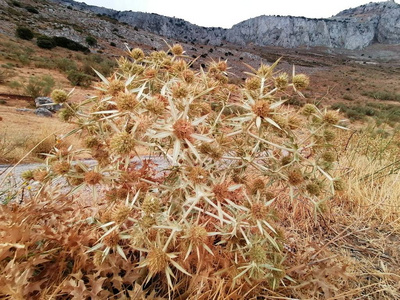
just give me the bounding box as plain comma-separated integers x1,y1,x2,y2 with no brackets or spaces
52,36,90,53
23,74,55,98
86,35,97,46
25,5,38,14
15,26,33,40
36,35,56,49
67,70,93,87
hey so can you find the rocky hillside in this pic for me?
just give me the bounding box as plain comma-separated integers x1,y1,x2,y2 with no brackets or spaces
50,0,400,50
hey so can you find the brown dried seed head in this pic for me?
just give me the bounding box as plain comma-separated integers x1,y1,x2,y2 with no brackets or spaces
323,110,340,125
274,73,289,90
107,79,125,96
110,132,136,155
130,48,145,60
172,83,189,99
306,183,321,196
251,202,269,220
171,44,184,56
217,61,228,71
249,244,267,264
186,226,208,247
245,77,261,90
142,195,161,215
252,100,270,118
173,119,194,141
287,168,303,186
187,166,208,184
84,171,102,185
321,151,336,163
53,161,70,175
116,92,138,111
302,103,317,116
147,247,169,274
292,74,310,90
33,169,48,182
103,231,120,247
111,205,132,223
51,89,68,104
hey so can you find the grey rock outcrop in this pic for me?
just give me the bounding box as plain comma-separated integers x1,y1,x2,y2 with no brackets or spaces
35,108,53,117
49,0,400,50
35,97,62,112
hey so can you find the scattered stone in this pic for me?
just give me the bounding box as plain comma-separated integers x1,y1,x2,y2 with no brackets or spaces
35,97,62,112
35,108,53,117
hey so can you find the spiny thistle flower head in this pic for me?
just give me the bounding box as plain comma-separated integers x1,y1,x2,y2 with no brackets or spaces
84,171,102,185
333,179,346,192
51,89,68,104
111,205,132,223
143,68,158,79
245,77,261,90
139,215,156,229
187,166,208,184
186,226,208,247
249,178,265,195
257,64,272,77
150,50,168,62
172,83,189,99
292,74,310,90
33,169,48,182
129,47,145,60
274,73,289,90
323,129,336,142
249,244,267,264
171,43,184,56
21,170,34,181
302,103,318,116
306,182,321,196
198,142,223,160
103,231,120,247
106,79,125,96
85,136,101,149
110,132,136,155
147,247,169,274
323,110,340,125
217,60,228,72
173,119,194,141
181,69,195,83
141,195,161,215
321,151,336,163
52,161,70,175
116,92,138,111
251,202,269,220
59,106,76,122
171,59,187,73
252,100,270,118
287,168,304,186
189,102,212,117
287,115,302,129
145,97,165,115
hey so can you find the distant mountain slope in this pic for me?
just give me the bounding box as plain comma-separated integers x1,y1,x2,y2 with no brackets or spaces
50,0,400,50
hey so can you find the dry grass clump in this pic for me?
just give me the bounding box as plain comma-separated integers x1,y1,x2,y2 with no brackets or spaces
1,45,399,299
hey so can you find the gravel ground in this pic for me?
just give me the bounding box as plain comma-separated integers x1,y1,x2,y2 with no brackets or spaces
0,156,171,204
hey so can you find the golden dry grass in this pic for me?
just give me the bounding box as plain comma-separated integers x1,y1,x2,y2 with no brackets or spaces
0,105,81,163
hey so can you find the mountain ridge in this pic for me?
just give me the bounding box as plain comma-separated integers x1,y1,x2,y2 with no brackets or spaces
49,0,400,50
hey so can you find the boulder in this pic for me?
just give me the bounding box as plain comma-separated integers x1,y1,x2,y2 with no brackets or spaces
35,107,53,117
35,97,62,112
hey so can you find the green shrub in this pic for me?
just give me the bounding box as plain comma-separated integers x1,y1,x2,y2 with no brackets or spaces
85,36,97,46
23,75,55,98
110,41,116,47
25,5,38,14
11,1,21,7
36,35,56,49
52,36,89,53
15,26,34,40
54,57,77,72
67,70,93,87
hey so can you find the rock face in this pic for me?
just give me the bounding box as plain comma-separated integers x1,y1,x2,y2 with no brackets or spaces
35,97,62,112
49,0,400,50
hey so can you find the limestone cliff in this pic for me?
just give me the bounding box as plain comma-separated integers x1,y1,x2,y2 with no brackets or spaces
50,0,400,50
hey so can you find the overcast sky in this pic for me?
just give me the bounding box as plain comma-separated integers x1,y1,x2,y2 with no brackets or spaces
74,0,390,28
